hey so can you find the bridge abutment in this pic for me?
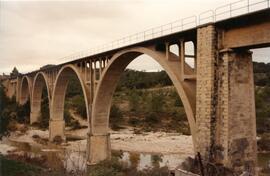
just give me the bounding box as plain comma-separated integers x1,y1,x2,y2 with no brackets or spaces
86,133,111,165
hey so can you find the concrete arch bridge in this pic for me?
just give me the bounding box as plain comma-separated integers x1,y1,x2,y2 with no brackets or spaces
3,7,270,175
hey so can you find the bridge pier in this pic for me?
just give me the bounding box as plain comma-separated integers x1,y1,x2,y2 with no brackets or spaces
216,49,257,174
196,24,257,175
30,110,41,124
86,133,111,165
49,119,65,142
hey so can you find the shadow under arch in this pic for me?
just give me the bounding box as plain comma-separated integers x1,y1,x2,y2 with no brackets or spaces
91,47,197,151
19,76,32,105
30,72,51,124
49,64,90,140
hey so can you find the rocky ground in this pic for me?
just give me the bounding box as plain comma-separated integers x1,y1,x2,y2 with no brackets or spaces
0,126,194,156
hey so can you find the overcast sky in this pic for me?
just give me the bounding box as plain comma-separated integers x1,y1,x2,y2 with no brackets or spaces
0,0,269,74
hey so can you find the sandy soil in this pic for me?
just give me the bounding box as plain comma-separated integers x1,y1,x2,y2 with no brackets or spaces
110,128,194,155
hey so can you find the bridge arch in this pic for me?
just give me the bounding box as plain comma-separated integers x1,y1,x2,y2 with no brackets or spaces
89,46,197,163
49,64,89,140
19,76,32,105
30,72,50,124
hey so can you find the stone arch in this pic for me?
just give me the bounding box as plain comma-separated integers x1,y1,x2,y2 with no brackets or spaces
19,76,32,105
30,72,50,124
89,46,197,163
49,64,89,140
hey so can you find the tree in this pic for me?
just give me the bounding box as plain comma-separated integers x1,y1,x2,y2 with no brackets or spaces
10,67,19,77
128,90,140,112
149,91,164,113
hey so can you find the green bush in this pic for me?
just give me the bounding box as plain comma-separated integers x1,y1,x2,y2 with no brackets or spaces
0,155,42,176
0,111,11,139
64,108,73,126
39,97,50,129
148,92,164,113
17,99,30,123
128,90,140,112
88,157,124,176
0,83,30,138
110,104,123,130
71,95,87,119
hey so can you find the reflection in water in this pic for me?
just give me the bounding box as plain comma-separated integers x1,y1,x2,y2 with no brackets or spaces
129,152,140,169
151,154,162,168
7,140,86,172
120,151,185,170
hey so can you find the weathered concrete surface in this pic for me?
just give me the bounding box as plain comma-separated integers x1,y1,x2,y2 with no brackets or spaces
218,9,270,49
216,49,257,175
196,25,258,175
86,133,111,165
49,119,65,141
222,21,270,49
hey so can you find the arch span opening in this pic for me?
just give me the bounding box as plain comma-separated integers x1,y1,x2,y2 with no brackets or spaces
17,76,31,123
31,73,50,126
19,76,31,105
89,47,197,166
50,65,89,141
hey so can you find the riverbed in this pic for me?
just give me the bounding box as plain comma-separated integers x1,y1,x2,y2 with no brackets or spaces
0,127,269,174
0,127,194,171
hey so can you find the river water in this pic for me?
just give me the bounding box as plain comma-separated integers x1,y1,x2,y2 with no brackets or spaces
2,139,270,174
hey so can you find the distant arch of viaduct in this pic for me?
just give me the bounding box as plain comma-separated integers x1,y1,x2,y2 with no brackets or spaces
3,9,270,175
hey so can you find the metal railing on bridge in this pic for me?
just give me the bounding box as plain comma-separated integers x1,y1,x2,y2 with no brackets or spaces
59,0,270,62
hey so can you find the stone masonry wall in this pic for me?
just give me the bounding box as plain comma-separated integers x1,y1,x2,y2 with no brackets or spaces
216,50,257,175
196,24,217,160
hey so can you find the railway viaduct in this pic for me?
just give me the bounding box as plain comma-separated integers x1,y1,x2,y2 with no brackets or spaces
2,1,270,175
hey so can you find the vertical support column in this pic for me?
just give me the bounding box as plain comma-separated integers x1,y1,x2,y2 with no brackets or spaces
99,59,102,78
49,119,65,142
165,42,169,60
216,49,257,175
196,24,217,160
86,133,111,165
180,39,185,79
30,105,41,124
